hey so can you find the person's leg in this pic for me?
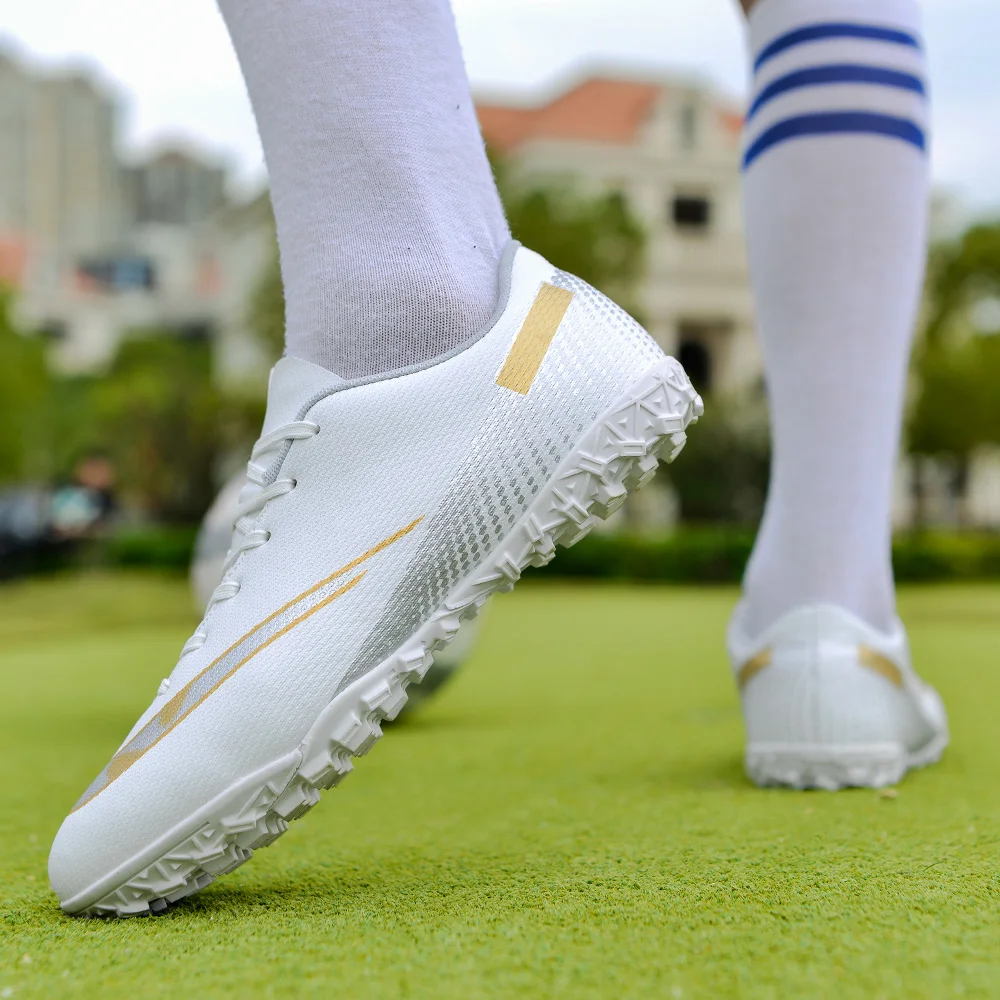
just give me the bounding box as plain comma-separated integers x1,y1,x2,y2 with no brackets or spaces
216,0,510,379
728,0,947,789
737,0,928,636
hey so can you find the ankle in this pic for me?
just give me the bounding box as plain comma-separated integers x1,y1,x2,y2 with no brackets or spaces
285,251,503,379
742,529,897,636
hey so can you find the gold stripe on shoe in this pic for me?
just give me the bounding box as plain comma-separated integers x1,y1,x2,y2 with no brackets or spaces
73,517,423,811
858,644,904,688
737,648,772,689
496,283,574,394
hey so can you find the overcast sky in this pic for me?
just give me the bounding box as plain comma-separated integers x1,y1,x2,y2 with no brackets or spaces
0,0,996,213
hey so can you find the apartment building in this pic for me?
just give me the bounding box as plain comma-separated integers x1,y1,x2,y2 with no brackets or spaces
0,51,228,371
0,52,125,299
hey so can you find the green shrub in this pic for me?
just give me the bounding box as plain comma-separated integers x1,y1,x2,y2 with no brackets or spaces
536,529,1000,585
106,525,198,570
662,401,770,525
13,523,1000,585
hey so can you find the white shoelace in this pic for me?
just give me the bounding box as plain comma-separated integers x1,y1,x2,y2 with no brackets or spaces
180,419,320,657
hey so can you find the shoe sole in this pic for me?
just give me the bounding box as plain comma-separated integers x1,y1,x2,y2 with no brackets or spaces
745,729,949,791
64,358,702,916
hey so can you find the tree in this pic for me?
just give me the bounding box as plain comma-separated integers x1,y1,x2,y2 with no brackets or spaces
904,221,1000,525
495,160,647,318
923,223,1000,348
910,221,1000,459
504,186,646,316
92,334,224,521
0,294,57,485
909,337,1000,458
249,238,285,366
663,393,770,525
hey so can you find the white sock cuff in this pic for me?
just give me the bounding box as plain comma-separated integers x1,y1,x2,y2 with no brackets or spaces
748,0,923,54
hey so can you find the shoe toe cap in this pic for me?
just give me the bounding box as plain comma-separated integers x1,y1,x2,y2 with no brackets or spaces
48,804,114,913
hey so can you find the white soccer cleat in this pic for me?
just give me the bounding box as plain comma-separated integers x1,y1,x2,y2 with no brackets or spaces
728,602,948,790
49,242,702,916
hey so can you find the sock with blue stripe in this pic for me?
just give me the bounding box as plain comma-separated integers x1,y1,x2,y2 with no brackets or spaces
740,0,928,636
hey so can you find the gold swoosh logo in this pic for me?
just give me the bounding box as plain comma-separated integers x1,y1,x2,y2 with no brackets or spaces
737,648,772,689
74,516,423,811
857,644,904,688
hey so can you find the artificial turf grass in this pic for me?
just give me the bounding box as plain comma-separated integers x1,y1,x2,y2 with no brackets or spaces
1,573,999,998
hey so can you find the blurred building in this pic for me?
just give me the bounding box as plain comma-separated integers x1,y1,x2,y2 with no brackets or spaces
478,70,759,396
0,52,126,299
0,50,230,372
126,150,227,227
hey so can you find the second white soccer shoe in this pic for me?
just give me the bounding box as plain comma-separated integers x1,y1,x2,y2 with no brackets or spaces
49,243,702,916
729,602,948,790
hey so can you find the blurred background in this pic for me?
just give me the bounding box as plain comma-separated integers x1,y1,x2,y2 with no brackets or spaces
1,0,1000,585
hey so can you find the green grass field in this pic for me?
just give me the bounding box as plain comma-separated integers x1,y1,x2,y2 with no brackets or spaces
1,572,999,998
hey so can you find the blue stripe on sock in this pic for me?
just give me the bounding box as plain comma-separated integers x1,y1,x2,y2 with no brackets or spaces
742,111,926,170
748,64,925,120
754,23,921,72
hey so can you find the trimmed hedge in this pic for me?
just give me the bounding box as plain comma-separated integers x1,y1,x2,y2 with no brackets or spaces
13,524,1000,584
538,528,1000,584
537,529,756,583
104,525,199,571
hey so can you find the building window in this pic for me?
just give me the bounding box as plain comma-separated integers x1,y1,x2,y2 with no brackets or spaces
678,340,712,394
678,104,698,149
76,256,156,292
671,195,711,232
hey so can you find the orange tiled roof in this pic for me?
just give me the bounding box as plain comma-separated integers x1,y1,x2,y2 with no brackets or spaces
477,77,663,153
718,109,744,136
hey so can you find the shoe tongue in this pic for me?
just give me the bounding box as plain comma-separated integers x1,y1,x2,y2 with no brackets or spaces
261,356,347,437
239,358,347,504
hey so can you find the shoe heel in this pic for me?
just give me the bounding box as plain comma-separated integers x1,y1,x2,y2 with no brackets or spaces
740,644,930,789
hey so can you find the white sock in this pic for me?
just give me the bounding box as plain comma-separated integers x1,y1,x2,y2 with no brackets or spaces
216,0,510,379
740,0,929,636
